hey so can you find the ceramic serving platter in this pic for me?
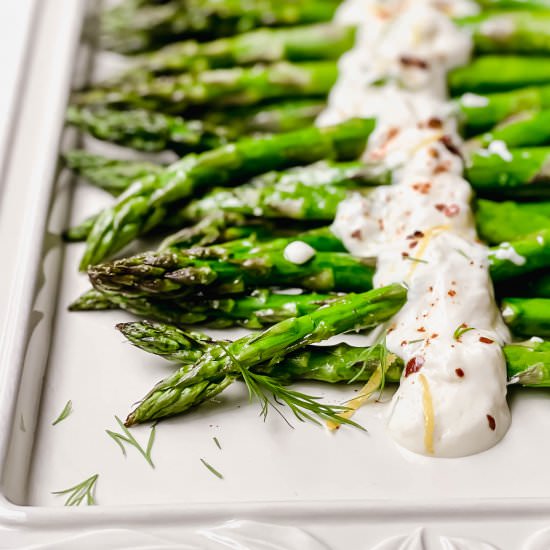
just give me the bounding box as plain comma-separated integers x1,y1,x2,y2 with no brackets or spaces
1,1,550,548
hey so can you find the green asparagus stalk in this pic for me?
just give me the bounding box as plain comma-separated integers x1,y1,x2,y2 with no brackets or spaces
89,247,374,298
64,159,382,241
501,297,550,337
72,61,338,112
104,24,355,83
66,107,229,154
449,56,550,95
63,150,164,196
118,320,403,382
466,146,550,197
457,84,550,133
504,338,550,386
457,11,550,55
475,0,550,10
489,229,550,281
67,100,326,154
124,283,407,425
211,99,326,134
79,118,375,269
174,160,389,223
70,288,345,329
101,0,341,54
476,198,550,244
468,110,550,149
119,320,550,388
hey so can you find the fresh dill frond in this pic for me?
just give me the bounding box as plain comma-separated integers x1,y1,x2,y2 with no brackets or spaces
52,473,98,506
453,323,475,341
106,415,156,468
213,436,222,450
52,400,73,426
215,341,363,430
404,256,429,264
200,458,224,479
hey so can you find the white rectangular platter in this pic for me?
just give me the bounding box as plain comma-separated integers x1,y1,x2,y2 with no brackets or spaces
1,1,550,548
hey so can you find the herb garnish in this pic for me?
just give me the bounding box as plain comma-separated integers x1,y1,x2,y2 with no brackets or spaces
200,458,224,479
106,416,156,468
404,256,429,264
52,400,73,426
216,341,362,430
453,324,474,341
52,474,98,506
213,436,222,450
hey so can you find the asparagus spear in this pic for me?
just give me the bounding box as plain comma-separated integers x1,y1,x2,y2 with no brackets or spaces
468,110,550,149
72,61,338,112
119,320,403,381
449,56,550,95
101,0,341,54
476,198,550,244
489,228,550,281
104,24,355,84
175,160,389,223
79,118,375,269
501,297,550,337
89,247,374,298
66,107,229,154
124,283,407,425
67,100,326,154
63,150,164,196
466,146,550,197
119,320,550,388
457,84,550,133
475,0,550,9
211,99,326,134
457,11,550,55
70,288,345,329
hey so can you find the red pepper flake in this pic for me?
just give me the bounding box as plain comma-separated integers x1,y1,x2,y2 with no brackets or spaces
428,147,440,159
409,241,418,249
412,182,432,194
400,340,407,347
455,368,465,378
400,55,429,69
405,356,425,377
427,117,443,129
407,230,425,239
431,333,438,338
440,135,463,158
435,203,460,218
428,286,433,292
402,251,410,258
448,289,456,297
387,127,399,140
487,414,496,431
433,163,451,174
351,229,362,239
479,337,494,344
417,327,426,332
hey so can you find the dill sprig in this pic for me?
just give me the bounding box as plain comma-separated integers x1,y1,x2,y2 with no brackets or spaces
453,323,475,341
200,458,224,479
213,436,222,450
52,474,98,506
52,400,73,426
216,341,363,430
106,415,156,468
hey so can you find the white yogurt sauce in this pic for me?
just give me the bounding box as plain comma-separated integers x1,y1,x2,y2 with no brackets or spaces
322,0,511,456
283,241,316,265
